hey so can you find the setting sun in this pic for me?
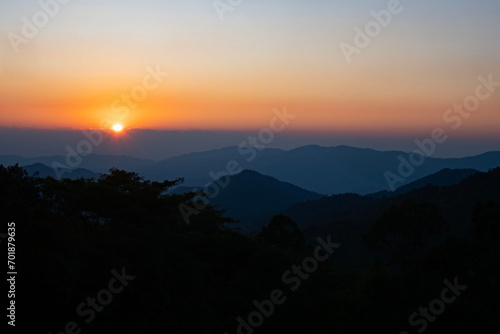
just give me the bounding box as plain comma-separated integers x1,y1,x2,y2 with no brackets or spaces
112,124,124,133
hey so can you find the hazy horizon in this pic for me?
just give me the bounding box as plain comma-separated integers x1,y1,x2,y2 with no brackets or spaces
2,0,500,137
1,127,499,160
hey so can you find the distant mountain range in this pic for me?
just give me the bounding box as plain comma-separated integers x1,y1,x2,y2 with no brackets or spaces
136,145,500,194
0,154,155,173
369,168,479,198
22,163,100,179
2,145,500,194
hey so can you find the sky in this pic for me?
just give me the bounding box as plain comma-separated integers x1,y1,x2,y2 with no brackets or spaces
0,0,499,157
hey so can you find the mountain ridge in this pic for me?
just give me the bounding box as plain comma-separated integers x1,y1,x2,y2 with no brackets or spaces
3,145,500,194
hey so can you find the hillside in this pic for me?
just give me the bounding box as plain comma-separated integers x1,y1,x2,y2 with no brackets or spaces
285,167,500,269
369,168,479,198
4,147,500,194
208,169,324,233
10,163,100,180
137,145,500,194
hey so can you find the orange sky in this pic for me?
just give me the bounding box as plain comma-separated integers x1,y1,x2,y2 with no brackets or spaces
1,0,499,137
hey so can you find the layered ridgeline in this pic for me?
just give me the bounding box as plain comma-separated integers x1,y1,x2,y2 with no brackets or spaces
2,145,500,194
200,170,323,234
2,164,500,333
171,168,488,240
135,145,500,194
284,167,500,269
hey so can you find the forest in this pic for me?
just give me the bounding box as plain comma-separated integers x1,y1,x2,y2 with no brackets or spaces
1,164,499,333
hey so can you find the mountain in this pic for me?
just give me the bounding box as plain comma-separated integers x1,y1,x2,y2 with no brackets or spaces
137,145,500,195
206,169,324,233
22,163,100,179
255,146,500,194
0,155,27,166
0,154,156,173
4,154,500,333
369,168,480,198
138,146,285,186
283,167,500,270
4,146,500,195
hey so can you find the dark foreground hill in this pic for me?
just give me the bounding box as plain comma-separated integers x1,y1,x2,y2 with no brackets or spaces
1,164,499,332
206,170,324,233
285,168,500,269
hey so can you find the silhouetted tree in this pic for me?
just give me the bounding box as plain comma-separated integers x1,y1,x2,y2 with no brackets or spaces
363,201,446,266
258,214,305,252
472,200,500,239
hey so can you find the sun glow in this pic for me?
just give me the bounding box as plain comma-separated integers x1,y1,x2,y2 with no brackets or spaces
112,124,124,132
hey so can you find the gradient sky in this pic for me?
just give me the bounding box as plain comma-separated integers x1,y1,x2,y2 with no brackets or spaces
1,0,499,140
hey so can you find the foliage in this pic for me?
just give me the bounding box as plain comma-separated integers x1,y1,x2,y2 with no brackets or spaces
1,165,500,333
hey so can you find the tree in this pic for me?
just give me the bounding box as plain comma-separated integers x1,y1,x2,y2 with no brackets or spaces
258,214,305,253
364,201,446,266
472,200,500,239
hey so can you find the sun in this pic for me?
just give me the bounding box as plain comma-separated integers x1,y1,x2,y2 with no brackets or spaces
112,124,124,133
